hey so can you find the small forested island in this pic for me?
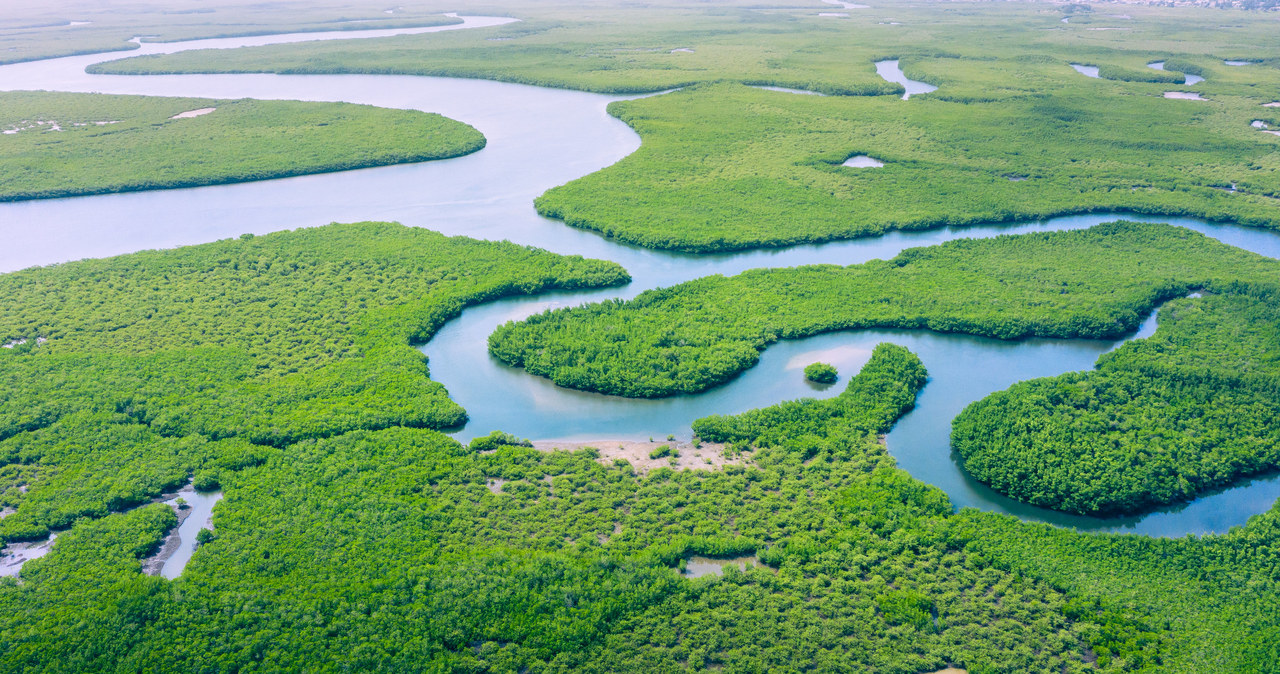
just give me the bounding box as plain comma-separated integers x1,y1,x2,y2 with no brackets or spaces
2,0,1280,672
804,361,838,383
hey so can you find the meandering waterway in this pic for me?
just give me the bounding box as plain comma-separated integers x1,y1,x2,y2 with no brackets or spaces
1,18,1279,545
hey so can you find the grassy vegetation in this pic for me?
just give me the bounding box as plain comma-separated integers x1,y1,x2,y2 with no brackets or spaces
88,0,1280,98
3,344,1274,670
89,0,1280,251
0,222,627,543
6,2,1280,670
0,91,484,201
0,347,1154,672
490,222,1280,397
955,504,1280,672
953,287,1280,516
532,82,1280,251
0,0,460,65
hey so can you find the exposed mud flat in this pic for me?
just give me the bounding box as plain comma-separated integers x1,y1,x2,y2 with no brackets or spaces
0,533,57,578
138,485,222,579
683,555,764,578
1164,91,1206,100
531,438,739,473
141,502,195,576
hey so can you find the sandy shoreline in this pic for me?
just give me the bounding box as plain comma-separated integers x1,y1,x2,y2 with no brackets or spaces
142,503,194,576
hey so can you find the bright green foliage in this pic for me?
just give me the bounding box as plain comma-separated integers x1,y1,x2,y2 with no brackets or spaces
953,287,1280,515
0,223,627,543
805,361,838,384
695,344,926,456
648,444,673,459
954,505,1280,671
490,222,1280,397
878,589,936,632
0,347,1124,672
533,83,1280,251
0,91,484,201
469,430,533,451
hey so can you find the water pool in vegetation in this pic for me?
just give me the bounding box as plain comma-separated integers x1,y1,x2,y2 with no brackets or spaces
842,154,884,167
1069,63,1100,78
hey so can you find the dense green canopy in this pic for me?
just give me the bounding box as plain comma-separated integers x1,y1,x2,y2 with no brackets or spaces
954,287,1280,516
0,91,485,201
490,222,1280,398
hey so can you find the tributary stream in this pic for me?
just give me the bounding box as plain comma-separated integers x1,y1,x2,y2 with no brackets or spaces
1,17,1279,550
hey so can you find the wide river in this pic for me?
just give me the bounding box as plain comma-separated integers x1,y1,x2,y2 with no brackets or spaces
1,16,1279,539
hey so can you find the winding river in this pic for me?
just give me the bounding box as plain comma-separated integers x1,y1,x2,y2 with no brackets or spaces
2,17,1279,545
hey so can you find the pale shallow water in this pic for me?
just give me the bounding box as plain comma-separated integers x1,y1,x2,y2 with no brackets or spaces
1070,63,1100,78
842,154,884,167
0,21,1279,538
875,59,937,99
158,486,223,579
1149,61,1204,85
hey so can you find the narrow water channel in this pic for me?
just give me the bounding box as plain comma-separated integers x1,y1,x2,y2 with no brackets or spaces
874,59,938,99
1,20,1278,540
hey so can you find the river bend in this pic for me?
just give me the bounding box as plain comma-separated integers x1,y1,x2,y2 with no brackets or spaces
0,19,1278,538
